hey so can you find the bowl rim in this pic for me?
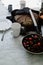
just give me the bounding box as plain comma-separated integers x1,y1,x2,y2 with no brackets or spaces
25,49,43,54
22,32,43,54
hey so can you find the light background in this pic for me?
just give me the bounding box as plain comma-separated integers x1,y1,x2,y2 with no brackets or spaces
1,0,42,10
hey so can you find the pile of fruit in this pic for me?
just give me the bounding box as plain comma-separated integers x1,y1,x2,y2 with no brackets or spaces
22,34,43,53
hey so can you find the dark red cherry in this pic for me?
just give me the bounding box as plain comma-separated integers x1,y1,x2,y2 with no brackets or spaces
23,42,27,46
34,35,38,39
37,42,40,46
23,42,29,46
26,41,29,44
30,41,33,45
33,44,37,48
29,37,32,40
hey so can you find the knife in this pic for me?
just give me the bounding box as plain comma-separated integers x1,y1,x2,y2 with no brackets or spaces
29,9,41,34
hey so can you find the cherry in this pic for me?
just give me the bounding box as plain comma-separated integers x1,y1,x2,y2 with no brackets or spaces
23,42,29,46
26,41,29,44
30,41,33,45
23,42,27,46
29,37,32,40
34,35,38,39
33,44,37,48
23,42,26,45
37,42,40,46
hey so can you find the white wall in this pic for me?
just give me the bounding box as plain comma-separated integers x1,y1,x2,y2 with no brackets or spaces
1,0,41,10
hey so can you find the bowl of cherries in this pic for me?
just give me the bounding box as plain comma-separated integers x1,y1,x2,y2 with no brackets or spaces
22,33,43,54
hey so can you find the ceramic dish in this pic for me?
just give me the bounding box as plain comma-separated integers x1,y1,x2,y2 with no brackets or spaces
22,32,43,54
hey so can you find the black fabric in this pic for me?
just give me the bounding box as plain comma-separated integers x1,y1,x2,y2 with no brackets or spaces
6,7,39,23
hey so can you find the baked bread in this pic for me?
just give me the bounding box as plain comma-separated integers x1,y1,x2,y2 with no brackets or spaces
14,12,38,26
15,15,33,26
